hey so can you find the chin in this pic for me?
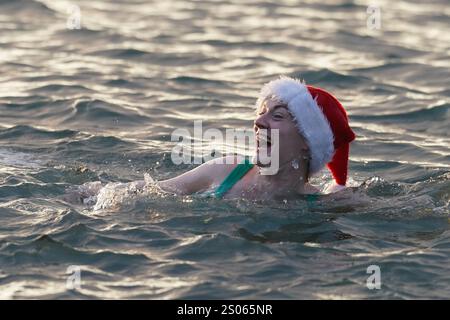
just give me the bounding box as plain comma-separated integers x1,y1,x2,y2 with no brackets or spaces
253,153,272,167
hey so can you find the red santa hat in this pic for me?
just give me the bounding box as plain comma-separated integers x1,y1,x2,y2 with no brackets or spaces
256,76,356,187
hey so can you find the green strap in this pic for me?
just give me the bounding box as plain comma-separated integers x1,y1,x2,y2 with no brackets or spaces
306,194,320,202
212,158,254,198
204,158,321,201
306,193,320,207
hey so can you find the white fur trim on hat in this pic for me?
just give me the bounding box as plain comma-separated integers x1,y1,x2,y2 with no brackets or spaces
256,76,335,175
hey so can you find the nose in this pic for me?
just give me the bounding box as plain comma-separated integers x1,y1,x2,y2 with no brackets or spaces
254,113,269,130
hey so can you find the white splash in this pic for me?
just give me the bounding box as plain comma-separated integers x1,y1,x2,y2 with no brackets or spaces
63,173,160,212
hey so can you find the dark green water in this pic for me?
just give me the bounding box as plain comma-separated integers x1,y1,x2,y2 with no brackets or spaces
0,0,449,299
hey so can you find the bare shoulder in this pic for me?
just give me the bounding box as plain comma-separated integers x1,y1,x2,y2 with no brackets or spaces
203,155,245,184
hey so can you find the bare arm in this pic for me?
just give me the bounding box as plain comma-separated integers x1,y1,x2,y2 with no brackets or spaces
157,156,241,195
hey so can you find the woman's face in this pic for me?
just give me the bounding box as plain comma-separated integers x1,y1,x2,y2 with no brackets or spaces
254,97,309,168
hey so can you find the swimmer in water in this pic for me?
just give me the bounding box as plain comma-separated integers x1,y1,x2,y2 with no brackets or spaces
157,76,356,200
65,76,356,205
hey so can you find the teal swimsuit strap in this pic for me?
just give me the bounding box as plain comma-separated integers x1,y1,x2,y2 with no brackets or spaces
213,158,254,198
306,194,320,202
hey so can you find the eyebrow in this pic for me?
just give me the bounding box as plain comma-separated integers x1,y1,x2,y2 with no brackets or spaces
258,102,288,113
270,104,289,112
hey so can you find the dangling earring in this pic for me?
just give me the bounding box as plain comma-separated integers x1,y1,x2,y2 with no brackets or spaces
291,158,300,170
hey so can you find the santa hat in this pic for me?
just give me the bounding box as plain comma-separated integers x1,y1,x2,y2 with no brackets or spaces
256,76,356,187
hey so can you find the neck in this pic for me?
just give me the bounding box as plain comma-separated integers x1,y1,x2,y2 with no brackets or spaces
254,157,310,197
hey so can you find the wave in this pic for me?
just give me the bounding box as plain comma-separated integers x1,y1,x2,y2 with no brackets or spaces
353,62,450,88
352,103,449,122
0,125,77,141
62,99,151,125
0,0,56,16
0,234,150,271
29,84,94,94
90,48,150,59
169,76,233,87
294,69,371,86
88,48,222,65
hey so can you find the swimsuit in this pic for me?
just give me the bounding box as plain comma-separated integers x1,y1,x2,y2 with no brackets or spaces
208,158,320,202
210,157,254,198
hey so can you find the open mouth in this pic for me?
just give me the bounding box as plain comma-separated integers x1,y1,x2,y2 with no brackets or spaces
256,133,272,149
256,133,273,167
